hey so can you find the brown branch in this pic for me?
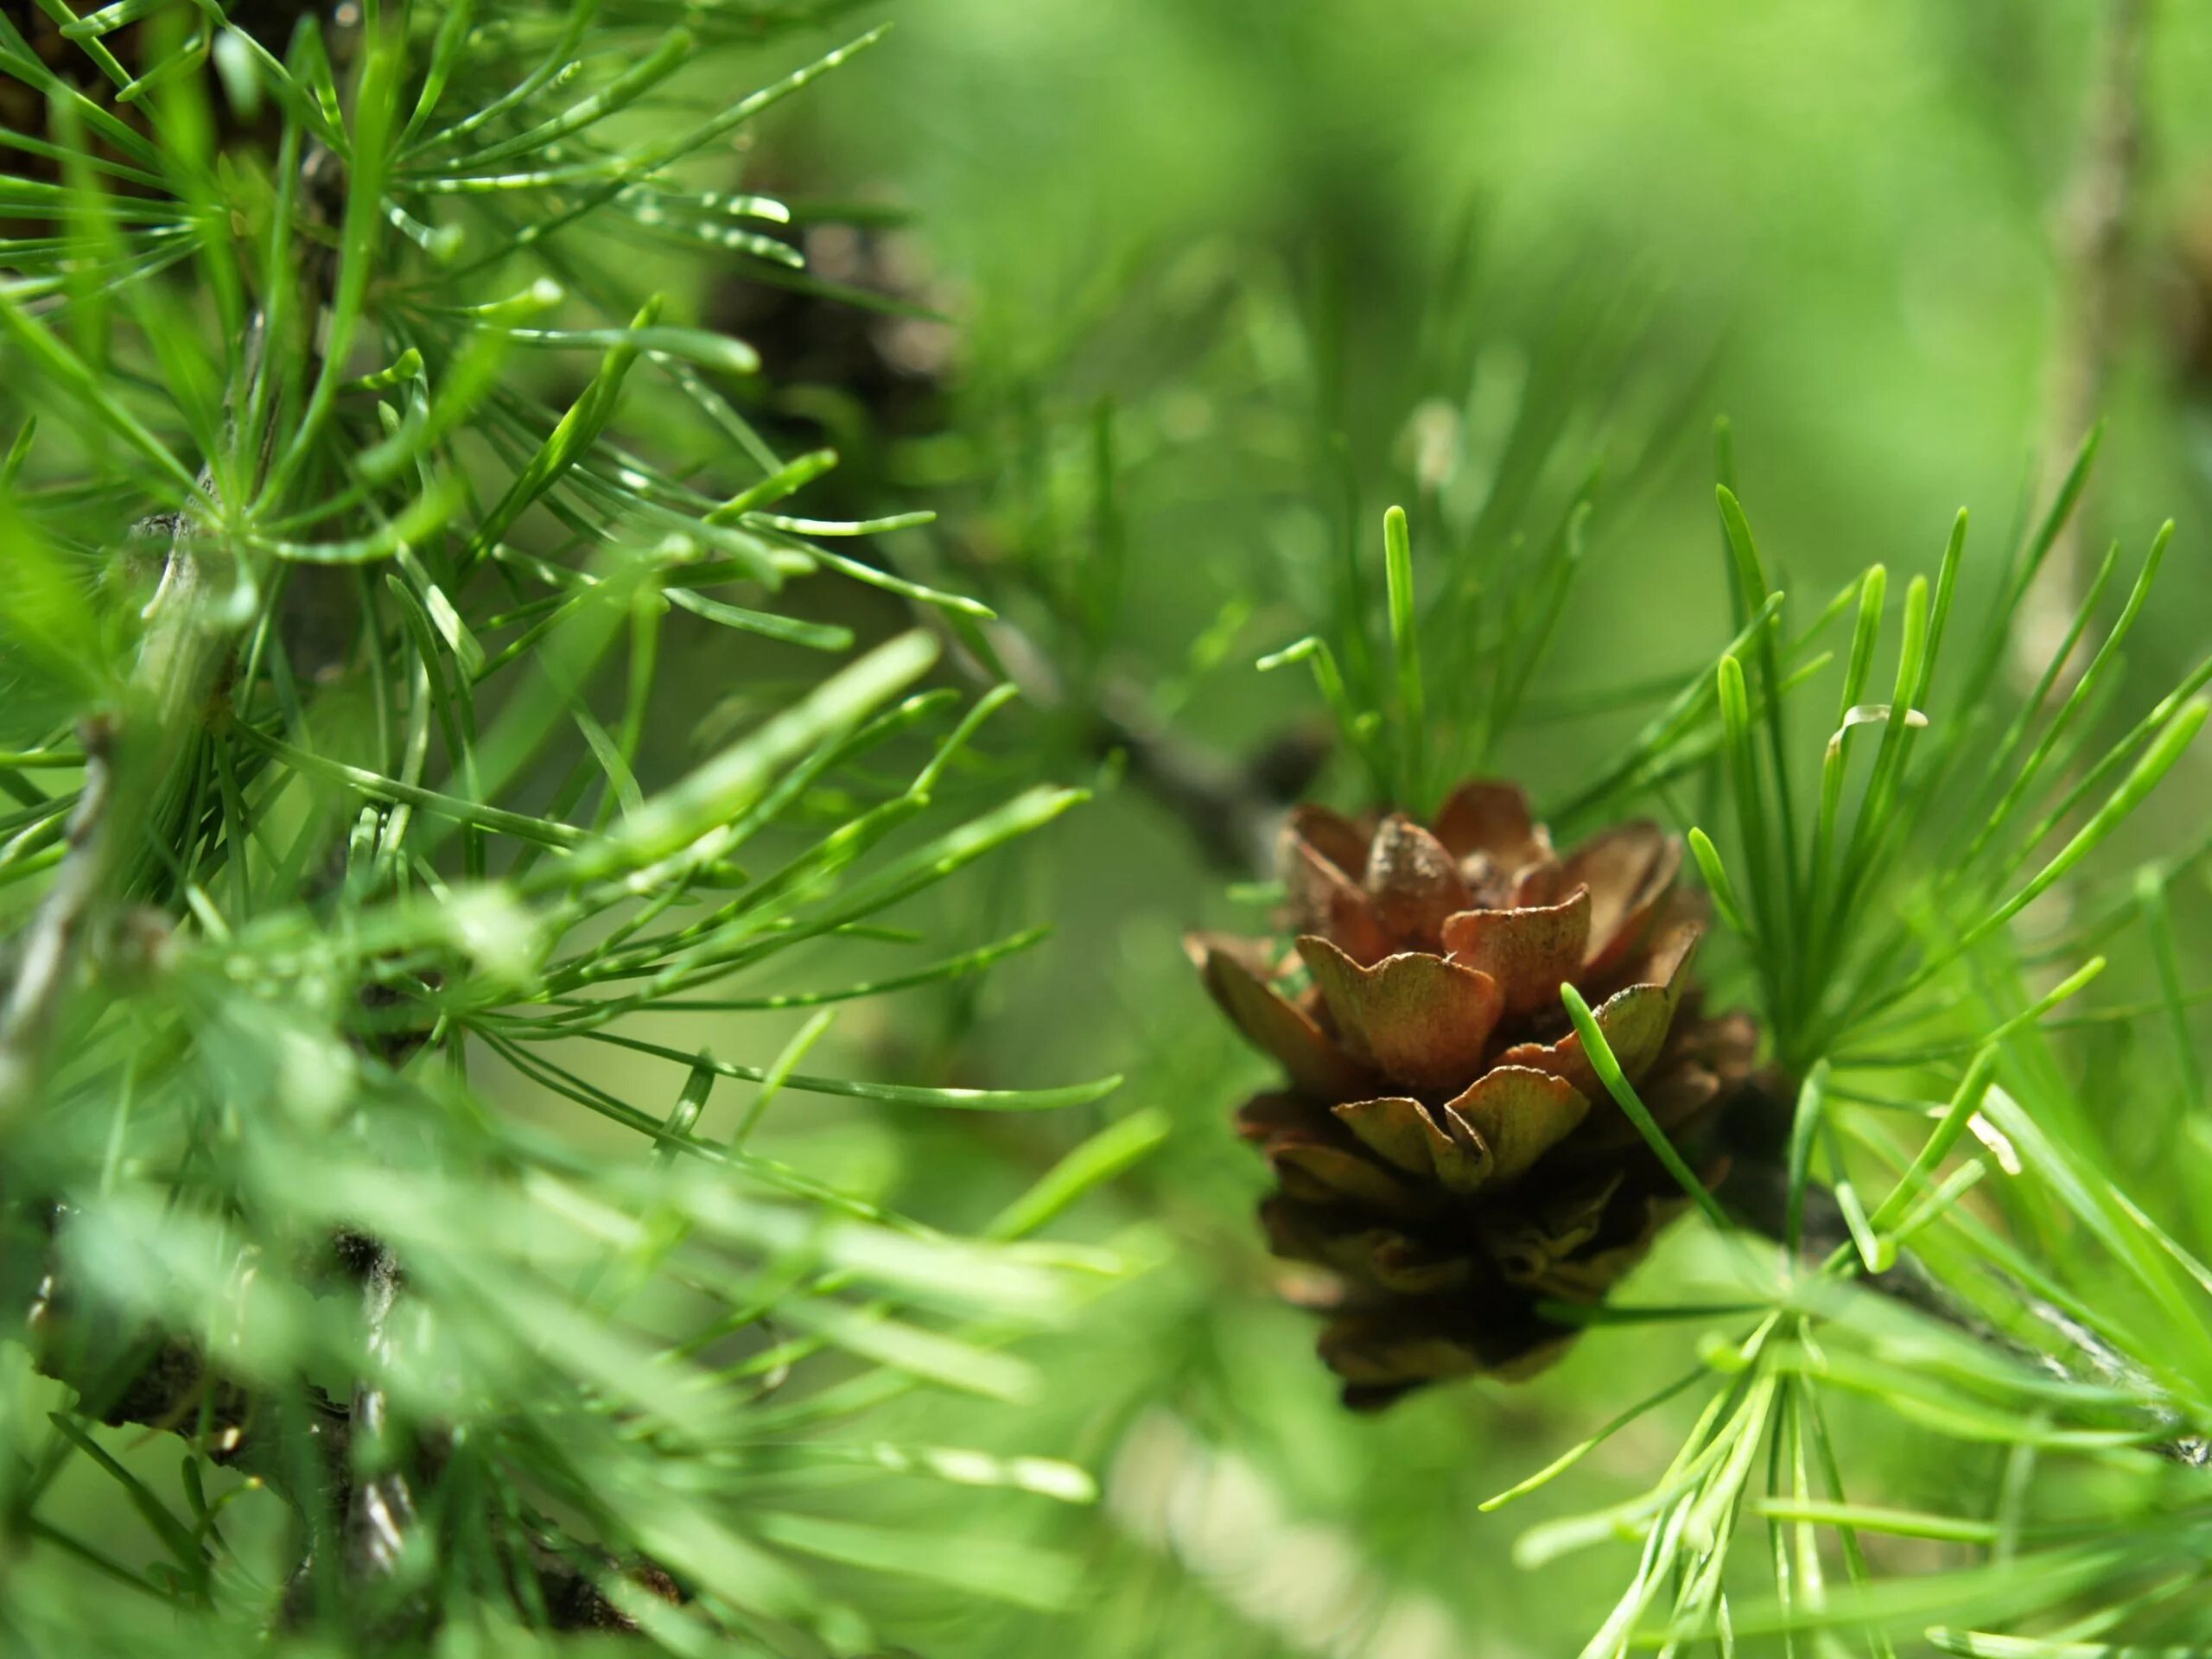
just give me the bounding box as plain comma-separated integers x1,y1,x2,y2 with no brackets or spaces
1714,1079,2209,1465
28,1210,352,1497
0,719,117,1111
343,1240,419,1585
2012,0,2152,688
0,537,216,1120
932,613,1325,877
29,1219,679,1632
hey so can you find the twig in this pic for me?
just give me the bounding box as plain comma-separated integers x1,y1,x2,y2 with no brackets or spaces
0,541,213,1119
344,1239,419,1583
1715,1100,1983,1333
1716,1081,2209,1465
28,1211,352,1494
2012,0,2151,688
0,723,116,1110
29,1217,676,1630
933,613,1325,876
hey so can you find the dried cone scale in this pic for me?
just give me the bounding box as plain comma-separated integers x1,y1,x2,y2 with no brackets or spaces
1189,779,1758,1408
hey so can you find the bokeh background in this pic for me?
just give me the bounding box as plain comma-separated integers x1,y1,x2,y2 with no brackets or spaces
506,3,2212,1652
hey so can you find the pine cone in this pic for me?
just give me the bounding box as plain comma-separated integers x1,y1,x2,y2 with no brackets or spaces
1188,779,1758,1408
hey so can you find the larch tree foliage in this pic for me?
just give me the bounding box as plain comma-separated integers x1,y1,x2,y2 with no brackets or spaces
9,4,2212,1659
0,3,1131,1652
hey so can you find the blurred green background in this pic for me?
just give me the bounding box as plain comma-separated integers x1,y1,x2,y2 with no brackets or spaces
506,3,2212,1651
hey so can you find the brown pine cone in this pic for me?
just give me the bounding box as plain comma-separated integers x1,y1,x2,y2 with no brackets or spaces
1188,779,1758,1408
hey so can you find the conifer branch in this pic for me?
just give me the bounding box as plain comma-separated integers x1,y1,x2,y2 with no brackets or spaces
1,15,657,1626
1716,1080,2212,1469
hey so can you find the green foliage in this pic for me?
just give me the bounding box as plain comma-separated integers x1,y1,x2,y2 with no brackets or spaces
0,5,1133,1654
1247,423,2212,1656
11,3,2212,1658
